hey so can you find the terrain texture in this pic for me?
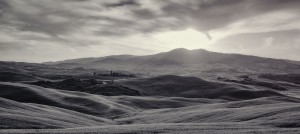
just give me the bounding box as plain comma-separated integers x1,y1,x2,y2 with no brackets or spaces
1,49,300,133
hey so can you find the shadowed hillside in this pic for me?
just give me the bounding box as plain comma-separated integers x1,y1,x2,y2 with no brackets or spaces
0,82,135,118
29,78,141,96
0,97,115,129
120,75,287,100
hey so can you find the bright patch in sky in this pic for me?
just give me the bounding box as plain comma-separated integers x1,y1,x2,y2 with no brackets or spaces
154,29,213,50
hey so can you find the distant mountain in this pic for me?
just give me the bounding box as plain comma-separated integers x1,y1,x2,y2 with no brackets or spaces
45,48,300,75
45,55,136,65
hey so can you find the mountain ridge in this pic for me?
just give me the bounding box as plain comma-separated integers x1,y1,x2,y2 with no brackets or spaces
43,48,300,75
44,48,300,64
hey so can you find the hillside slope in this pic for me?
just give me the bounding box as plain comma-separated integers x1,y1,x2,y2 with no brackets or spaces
0,97,115,129
119,75,287,100
0,75,300,133
46,48,300,74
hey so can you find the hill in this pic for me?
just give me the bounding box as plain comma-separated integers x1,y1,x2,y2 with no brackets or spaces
119,75,289,100
45,48,300,76
0,75,300,133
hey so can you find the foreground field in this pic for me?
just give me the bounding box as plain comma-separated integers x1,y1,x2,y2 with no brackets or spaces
0,74,300,133
1,123,300,134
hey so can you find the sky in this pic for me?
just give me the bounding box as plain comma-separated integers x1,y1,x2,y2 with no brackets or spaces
0,0,300,63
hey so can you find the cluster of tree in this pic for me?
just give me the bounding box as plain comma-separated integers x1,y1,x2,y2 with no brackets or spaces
93,71,138,77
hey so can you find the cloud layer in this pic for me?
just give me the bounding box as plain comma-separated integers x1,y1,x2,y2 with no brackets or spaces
0,0,300,62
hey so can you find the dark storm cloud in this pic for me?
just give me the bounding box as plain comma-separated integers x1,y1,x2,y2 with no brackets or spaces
93,16,184,36
131,8,156,19
104,0,139,8
0,0,87,37
0,0,9,19
1,0,300,62
158,0,300,33
0,0,8,10
96,0,300,37
1,0,300,38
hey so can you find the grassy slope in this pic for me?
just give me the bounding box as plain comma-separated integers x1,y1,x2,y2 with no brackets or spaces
0,75,300,133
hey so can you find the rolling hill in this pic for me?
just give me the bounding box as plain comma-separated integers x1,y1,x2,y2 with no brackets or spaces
119,75,288,100
1,49,300,133
46,48,300,75
0,74,300,133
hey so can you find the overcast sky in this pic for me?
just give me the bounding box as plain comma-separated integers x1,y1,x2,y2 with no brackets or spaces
0,0,300,62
